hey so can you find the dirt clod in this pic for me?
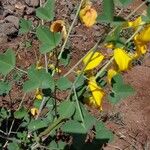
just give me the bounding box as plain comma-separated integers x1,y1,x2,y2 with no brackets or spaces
4,15,19,28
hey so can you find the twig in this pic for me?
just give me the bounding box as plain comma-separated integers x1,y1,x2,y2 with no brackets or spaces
15,67,27,74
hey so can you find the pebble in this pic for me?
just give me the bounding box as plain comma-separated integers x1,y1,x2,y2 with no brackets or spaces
25,0,39,7
26,7,35,15
4,15,19,28
0,33,8,44
0,23,18,35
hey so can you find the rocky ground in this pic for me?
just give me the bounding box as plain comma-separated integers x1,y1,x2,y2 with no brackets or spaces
0,0,150,149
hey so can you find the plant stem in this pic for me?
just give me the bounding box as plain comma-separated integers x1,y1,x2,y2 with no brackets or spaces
15,67,27,74
73,86,85,126
17,93,26,110
44,53,48,73
58,0,84,60
35,97,47,120
38,117,64,138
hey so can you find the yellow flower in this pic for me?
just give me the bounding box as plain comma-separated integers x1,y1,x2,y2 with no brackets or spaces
35,89,43,100
50,20,67,39
36,61,43,70
79,4,97,27
134,25,150,43
48,64,61,73
31,108,39,116
134,40,147,58
107,69,117,83
127,16,144,29
88,77,104,110
83,51,104,71
105,43,114,49
114,48,133,71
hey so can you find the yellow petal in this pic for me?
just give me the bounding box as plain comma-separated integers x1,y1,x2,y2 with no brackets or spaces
48,64,61,73
79,5,97,27
83,51,104,71
36,61,43,70
50,20,67,39
31,108,38,116
36,94,43,100
127,16,144,29
107,69,117,83
114,48,133,71
105,43,114,49
134,25,150,43
35,89,43,100
88,77,104,110
134,41,147,58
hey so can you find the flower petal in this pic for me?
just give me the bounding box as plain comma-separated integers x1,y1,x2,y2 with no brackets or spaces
88,77,104,110
134,25,150,43
114,48,133,71
79,5,97,27
31,108,38,116
127,16,144,29
83,51,104,71
107,69,117,83
50,20,67,39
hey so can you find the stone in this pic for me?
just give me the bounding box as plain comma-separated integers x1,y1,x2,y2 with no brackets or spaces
0,23,18,35
0,33,8,44
25,0,39,7
4,15,19,28
26,6,35,15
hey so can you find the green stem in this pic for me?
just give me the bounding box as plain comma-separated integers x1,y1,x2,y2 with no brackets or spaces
15,67,27,74
58,0,84,60
73,86,85,126
39,117,64,138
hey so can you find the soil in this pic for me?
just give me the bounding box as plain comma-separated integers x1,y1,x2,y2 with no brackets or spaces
0,0,150,149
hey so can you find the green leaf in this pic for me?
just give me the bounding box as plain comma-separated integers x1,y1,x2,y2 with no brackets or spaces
147,5,150,19
117,0,133,6
23,67,55,92
7,142,20,150
62,120,86,134
0,81,11,95
60,49,71,66
56,77,72,90
113,84,135,98
96,128,114,142
36,0,55,21
0,108,8,119
95,121,113,142
108,92,121,104
19,18,32,34
14,107,28,119
28,119,48,131
58,101,76,118
112,73,123,85
48,141,66,150
74,75,85,89
0,49,16,75
97,0,114,22
36,26,61,53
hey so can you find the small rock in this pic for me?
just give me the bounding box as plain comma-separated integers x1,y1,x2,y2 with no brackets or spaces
25,0,39,7
70,14,75,21
26,6,35,15
0,23,18,35
4,15,19,28
3,5,15,17
15,2,26,16
0,33,8,44
15,2,26,10
8,0,17,5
